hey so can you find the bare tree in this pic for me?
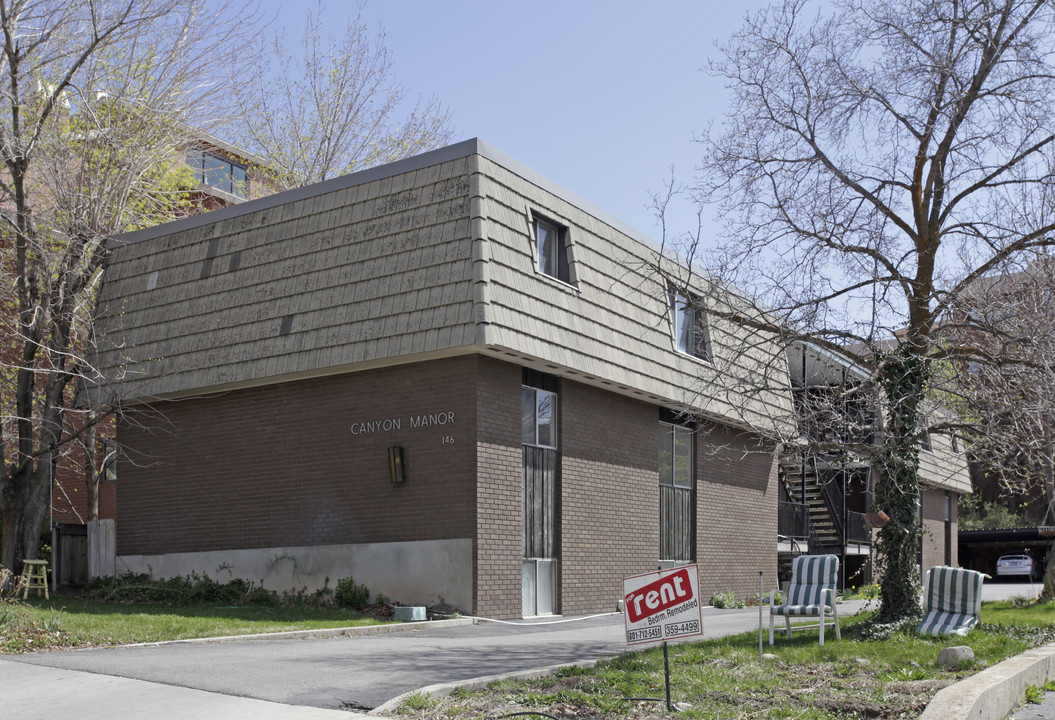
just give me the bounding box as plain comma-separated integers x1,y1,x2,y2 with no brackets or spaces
228,1,456,188
689,0,1055,623
945,256,1055,599
0,0,255,576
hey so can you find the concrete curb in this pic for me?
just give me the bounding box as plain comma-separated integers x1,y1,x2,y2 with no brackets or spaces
111,617,473,649
369,660,600,716
919,644,1055,720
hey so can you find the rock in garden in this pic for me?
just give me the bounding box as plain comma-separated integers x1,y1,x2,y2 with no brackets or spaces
937,646,975,668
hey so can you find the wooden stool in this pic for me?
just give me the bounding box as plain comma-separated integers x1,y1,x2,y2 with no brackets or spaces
20,559,49,599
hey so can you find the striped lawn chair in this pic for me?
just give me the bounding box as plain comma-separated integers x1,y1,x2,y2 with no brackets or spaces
770,554,840,646
917,566,984,637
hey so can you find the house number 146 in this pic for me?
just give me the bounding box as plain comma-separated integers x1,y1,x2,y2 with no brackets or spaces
442,435,454,445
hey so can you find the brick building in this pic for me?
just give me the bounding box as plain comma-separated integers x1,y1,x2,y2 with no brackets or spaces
93,139,966,617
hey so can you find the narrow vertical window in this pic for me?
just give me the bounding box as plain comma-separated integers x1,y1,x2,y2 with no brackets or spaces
670,290,711,361
522,387,557,449
659,419,695,566
533,216,571,284
522,375,559,616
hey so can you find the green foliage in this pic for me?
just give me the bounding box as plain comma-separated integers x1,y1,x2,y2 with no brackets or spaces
334,576,370,610
84,571,280,606
874,350,928,624
0,568,70,652
404,610,1050,720
750,590,783,605
848,616,919,642
1025,684,1044,704
398,691,436,712
843,583,880,600
710,589,745,609
958,495,1035,530
7,594,384,651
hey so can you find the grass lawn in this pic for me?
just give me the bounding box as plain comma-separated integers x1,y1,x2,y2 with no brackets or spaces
392,602,1055,720
1,593,386,652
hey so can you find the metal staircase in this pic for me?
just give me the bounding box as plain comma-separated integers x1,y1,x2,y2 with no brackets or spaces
781,456,870,554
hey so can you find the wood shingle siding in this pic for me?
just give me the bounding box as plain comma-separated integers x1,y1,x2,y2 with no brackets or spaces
97,155,477,400
95,140,793,434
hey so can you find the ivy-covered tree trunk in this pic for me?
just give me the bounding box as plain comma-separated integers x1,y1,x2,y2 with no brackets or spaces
874,351,927,624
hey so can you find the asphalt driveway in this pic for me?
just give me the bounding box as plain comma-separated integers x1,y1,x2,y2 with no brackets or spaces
7,603,802,712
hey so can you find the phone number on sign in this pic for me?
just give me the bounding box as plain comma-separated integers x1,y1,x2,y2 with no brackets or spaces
627,626,663,643
664,620,700,638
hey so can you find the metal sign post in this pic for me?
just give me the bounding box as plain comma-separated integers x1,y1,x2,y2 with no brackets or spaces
758,570,764,661
663,641,672,711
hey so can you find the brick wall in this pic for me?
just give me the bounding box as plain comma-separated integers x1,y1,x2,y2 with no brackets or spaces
560,380,657,616
696,424,780,600
118,350,784,617
117,356,478,556
921,487,954,570
473,356,523,618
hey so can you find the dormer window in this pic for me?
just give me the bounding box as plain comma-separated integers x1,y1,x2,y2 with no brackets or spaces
188,150,249,200
670,290,712,362
533,215,572,284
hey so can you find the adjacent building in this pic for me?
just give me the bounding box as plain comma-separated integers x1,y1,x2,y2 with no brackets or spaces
779,341,971,589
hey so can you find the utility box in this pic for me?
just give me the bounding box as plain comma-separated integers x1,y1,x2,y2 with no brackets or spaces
394,606,426,622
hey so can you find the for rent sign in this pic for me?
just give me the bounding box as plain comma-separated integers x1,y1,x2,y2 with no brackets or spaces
623,566,704,646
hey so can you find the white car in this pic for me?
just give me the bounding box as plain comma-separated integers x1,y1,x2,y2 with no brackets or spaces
996,554,1035,579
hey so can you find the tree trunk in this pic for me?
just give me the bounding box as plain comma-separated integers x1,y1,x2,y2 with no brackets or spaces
84,423,99,523
1040,430,1055,603
874,351,926,624
0,461,51,577
1040,537,1055,604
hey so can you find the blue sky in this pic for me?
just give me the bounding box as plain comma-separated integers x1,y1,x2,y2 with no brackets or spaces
256,1,768,244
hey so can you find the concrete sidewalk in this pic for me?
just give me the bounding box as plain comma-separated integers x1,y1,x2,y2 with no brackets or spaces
1,658,369,720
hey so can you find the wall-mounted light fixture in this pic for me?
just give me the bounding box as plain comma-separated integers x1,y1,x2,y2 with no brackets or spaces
388,445,406,484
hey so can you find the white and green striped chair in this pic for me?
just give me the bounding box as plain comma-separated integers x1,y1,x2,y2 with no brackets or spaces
770,554,840,646
917,566,984,637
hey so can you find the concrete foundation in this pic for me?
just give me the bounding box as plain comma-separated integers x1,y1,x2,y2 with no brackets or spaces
116,537,472,611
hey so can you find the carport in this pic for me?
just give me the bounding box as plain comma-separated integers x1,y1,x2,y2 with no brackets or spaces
958,527,1053,579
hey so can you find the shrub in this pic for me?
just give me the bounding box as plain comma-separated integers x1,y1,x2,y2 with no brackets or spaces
710,589,745,609
845,583,880,600
334,576,370,610
750,590,783,605
83,571,278,606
